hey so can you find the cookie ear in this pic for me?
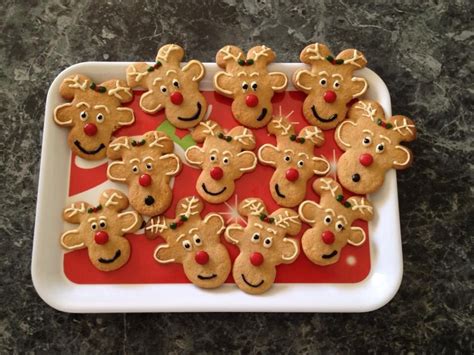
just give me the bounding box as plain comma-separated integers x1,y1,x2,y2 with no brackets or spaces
107,161,128,182
298,200,322,226
154,243,177,264
53,103,75,126
279,237,300,264
335,120,359,151
115,107,135,126
99,190,129,212
236,151,257,173
59,74,91,100
214,71,235,97
140,91,165,114
293,69,315,93
185,146,205,166
60,230,85,250
203,213,225,235
350,77,368,98
311,156,330,175
118,211,143,233
159,154,181,176
182,60,205,82
268,72,288,91
348,226,366,246
258,144,280,167
63,202,90,224
224,224,245,245
392,145,413,170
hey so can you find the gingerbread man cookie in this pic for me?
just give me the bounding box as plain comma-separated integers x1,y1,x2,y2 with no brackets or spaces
60,189,143,272
184,120,257,204
225,198,301,295
127,44,207,129
298,178,374,266
146,196,231,289
107,131,181,216
335,100,417,194
292,43,368,130
214,45,288,128
258,113,330,207
54,74,135,160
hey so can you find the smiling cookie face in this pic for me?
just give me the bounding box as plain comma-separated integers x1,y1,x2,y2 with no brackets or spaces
54,75,135,160
214,45,288,128
127,44,207,129
60,190,143,271
335,100,417,194
225,198,301,295
107,131,181,216
298,178,373,266
292,43,368,130
185,121,257,204
146,196,231,289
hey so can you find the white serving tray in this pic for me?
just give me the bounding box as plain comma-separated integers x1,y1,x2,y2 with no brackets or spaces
32,62,403,312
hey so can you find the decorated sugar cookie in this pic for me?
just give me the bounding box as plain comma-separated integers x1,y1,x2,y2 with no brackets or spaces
292,43,368,130
335,99,417,194
146,196,231,289
60,189,143,272
258,114,330,207
107,131,181,216
127,44,207,129
214,45,288,128
54,74,135,160
298,178,373,266
225,198,301,295
184,120,257,204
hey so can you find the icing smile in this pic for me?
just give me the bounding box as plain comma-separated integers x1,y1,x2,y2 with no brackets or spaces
322,250,338,259
197,274,217,280
311,105,337,123
275,184,286,198
74,140,105,155
202,183,227,196
98,249,121,264
241,274,264,288
256,107,268,121
178,102,202,121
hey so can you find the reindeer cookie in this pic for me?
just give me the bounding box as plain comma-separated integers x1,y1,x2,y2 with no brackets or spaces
292,43,368,130
184,120,257,204
225,198,301,295
145,196,231,289
214,45,288,128
54,74,135,160
335,100,417,194
60,189,143,271
127,44,207,129
107,131,181,216
298,178,373,266
258,114,330,207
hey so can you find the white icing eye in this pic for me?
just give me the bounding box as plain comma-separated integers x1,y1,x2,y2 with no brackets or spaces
376,143,385,154
80,111,88,121
222,157,230,165
91,222,98,231
324,215,332,225
251,81,258,91
182,240,192,251
210,154,217,162
263,237,272,248
193,234,202,246
172,79,180,88
251,233,260,243
145,162,153,171
362,136,372,146
96,113,105,123
297,160,304,168
160,85,168,94
284,155,291,163
335,221,345,232
241,82,249,92
99,219,107,229
333,80,341,90
132,165,139,174
319,78,327,87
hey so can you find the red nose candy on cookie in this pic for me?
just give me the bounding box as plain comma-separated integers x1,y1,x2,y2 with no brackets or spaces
139,174,152,187
321,231,335,245
195,250,209,265
83,123,98,136
94,231,109,244
170,91,184,105
286,168,299,182
245,94,259,108
359,153,374,167
323,90,337,103
250,252,264,266
210,167,224,180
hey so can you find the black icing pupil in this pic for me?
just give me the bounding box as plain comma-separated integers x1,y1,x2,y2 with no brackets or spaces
81,112,86,118
173,81,179,87
265,239,270,244
92,224,97,229
364,138,370,144
253,235,259,240
352,173,361,182
321,80,326,85
242,84,248,90
252,83,257,89
100,222,105,227
325,218,330,223
285,157,290,161
196,238,201,243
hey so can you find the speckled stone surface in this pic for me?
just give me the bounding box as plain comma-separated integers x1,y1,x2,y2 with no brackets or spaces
1,0,472,353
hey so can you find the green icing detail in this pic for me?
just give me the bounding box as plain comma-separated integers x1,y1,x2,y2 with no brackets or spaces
156,120,196,150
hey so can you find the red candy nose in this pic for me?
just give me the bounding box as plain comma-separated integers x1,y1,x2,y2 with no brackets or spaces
195,250,209,265
245,94,259,107
323,90,337,103
83,123,97,136
170,91,183,105
95,231,109,244
139,174,152,187
321,231,335,245
210,167,224,180
286,168,299,182
359,153,374,167
250,252,264,266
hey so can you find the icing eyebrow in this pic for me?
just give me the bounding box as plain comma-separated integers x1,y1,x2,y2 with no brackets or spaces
87,217,97,222
237,72,246,77
337,215,348,224
266,228,277,235
380,135,392,143
284,149,294,154
222,150,233,156
298,152,310,159
209,148,219,154
176,234,186,242
166,70,177,76
254,223,263,229
94,105,110,113
250,72,259,77
188,227,198,234
130,158,140,164
152,77,163,85
75,102,90,108
332,73,343,80
142,156,155,161
325,208,335,216
318,71,329,76
363,129,374,136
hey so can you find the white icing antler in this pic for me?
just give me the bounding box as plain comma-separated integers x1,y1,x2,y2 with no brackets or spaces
180,196,200,219
242,199,265,216
233,128,255,146
65,75,88,92
157,44,180,62
219,45,242,63
319,178,339,197
64,203,86,217
273,116,293,136
149,131,168,148
128,64,149,82
305,43,325,62
108,80,132,100
109,138,130,151
146,216,168,234
199,121,219,136
392,117,416,136
343,49,367,68
251,45,271,61
301,126,323,143
347,197,374,215
274,210,300,229
355,101,377,122
103,191,123,207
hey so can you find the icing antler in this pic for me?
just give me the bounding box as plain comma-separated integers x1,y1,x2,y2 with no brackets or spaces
240,198,267,217
156,44,184,64
146,216,169,235
64,74,88,92
107,80,133,101
273,210,300,229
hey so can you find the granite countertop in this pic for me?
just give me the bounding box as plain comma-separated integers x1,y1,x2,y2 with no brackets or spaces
1,1,472,353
